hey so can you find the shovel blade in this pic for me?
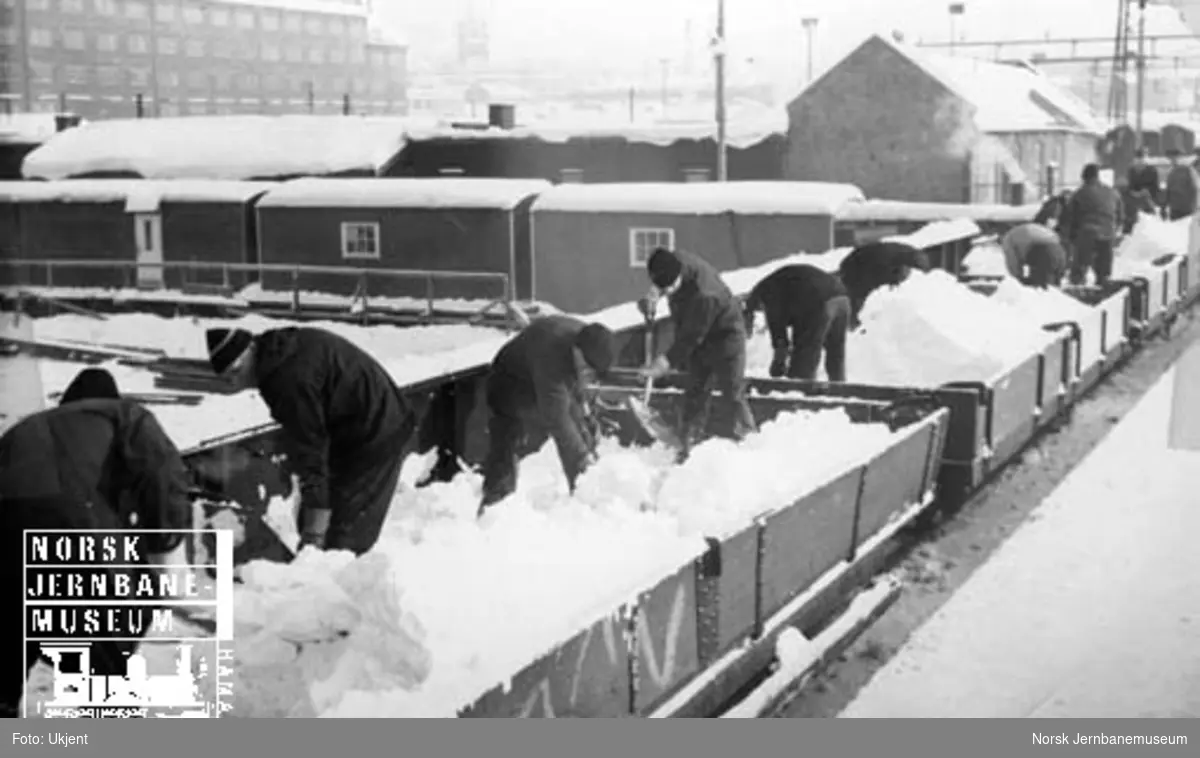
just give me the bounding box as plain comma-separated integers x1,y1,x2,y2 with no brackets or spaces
627,396,683,450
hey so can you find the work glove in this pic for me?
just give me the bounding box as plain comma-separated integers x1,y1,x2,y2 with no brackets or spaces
298,507,332,551
639,355,672,381
769,348,789,379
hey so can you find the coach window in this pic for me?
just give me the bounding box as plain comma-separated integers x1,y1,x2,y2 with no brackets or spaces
154,3,174,22
341,222,381,261
261,12,280,31
124,0,148,19
559,168,584,184
683,167,711,183
629,228,675,268
438,167,466,176
183,5,203,24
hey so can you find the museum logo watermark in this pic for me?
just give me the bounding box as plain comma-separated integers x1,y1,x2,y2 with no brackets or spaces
23,529,235,718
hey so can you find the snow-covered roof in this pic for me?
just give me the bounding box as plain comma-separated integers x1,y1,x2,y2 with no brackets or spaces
835,199,1040,224
255,177,552,210
0,179,277,207
206,0,369,17
404,114,788,151
21,115,421,181
531,181,865,216
0,113,69,146
792,33,1103,137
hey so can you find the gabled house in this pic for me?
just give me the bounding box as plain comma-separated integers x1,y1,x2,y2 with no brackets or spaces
785,33,1104,204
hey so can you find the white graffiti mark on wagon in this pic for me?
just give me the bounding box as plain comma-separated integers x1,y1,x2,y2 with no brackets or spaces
636,581,688,690
519,616,622,718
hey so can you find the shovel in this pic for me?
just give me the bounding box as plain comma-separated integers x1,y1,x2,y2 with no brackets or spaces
626,308,683,450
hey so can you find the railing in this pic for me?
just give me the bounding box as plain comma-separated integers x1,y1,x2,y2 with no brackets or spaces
0,257,513,317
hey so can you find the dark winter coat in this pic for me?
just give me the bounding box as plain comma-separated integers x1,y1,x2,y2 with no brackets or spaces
0,398,193,555
1165,163,1200,219
663,250,746,369
1127,162,1162,205
1001,223,1068,281
747,264,848,339
1064,181,1124,244
838,241,930,316
486,315,596,481
252,327,413,518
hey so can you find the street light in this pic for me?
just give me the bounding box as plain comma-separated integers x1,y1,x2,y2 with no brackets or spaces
802,17,819,84
948,3,965,55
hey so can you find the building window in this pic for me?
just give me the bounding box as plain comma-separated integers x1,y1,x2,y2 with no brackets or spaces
284,14,301,32
124,0,148,19
129,66,149,87
93,0,115,13
305,17,324,35
329,17,345,35
212,40,234,58
629,228,675,268
341,222,380,260
683,167,711,183
95,33,117,52
186,40,205,57
63,30,86,50
308,48,325,64
284,46,302,63
369,50,386,67
235,9,255,29
61,0,85,12
0,27,16,45
330,48,345,64
211,7,230,26
97,66,120,86
388,51,404,68
261,12,280,31
127,35,148,54
183,6,202,24
560,168,585,184
262,45,281,62
157,37,179,55
155,4,175,22
370,80,386,94
353,79,367,95
263,73,281,90
29,29,53,48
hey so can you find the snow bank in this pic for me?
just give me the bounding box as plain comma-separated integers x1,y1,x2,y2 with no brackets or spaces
231,409,900,718
988,277,1094,325
748,271,1057,387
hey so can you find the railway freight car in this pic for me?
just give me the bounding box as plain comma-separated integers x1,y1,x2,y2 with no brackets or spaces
0,180,275,291
527,181,865,313
253,177,552,302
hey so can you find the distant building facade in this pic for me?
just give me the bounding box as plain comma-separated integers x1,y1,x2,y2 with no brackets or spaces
0,0,408,120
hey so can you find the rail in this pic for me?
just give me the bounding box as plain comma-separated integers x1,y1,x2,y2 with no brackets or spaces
0,257,513,317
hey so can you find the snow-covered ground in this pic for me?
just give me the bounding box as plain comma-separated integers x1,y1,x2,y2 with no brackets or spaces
840,365,1200,718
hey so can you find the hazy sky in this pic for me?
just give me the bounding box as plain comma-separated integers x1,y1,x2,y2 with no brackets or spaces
377,0,1196,80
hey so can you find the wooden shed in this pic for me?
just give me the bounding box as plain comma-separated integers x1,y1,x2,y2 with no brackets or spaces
253,177,553,302
0,180,275,291
528,181,864,313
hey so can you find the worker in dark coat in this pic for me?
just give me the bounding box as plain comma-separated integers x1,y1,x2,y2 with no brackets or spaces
1000,223,1068,289
0,369,196,718
478,316,616,513
1126,146,1162,209
637,248,757,455
744,264,851,382
837,241,931,324
1063,163,1124,286
1164,148,1200,220
206,326,416,556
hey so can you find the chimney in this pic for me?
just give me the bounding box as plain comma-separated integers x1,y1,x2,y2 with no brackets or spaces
488,103,515,130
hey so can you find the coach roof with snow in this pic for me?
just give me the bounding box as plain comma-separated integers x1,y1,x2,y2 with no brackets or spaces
785,32,1105,205
20,115,429,182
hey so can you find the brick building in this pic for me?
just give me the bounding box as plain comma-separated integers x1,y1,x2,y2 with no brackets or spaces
785,34,1103,205
0,0,408,120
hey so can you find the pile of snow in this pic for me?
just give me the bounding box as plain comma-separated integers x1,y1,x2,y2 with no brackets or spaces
961,237,1010,278
747,271,1058,387
230,409,900,718
1113,214,1189,279
988,277,1094,326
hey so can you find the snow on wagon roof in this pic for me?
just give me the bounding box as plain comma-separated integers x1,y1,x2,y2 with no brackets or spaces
255,177,553,210
21,115,418,181
530,181,866,216
0,179,277,207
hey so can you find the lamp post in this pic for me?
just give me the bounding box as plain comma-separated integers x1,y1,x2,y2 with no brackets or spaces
715,0,727,181
802,17,819,84
1136,0,1148,150
948,3,965,55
